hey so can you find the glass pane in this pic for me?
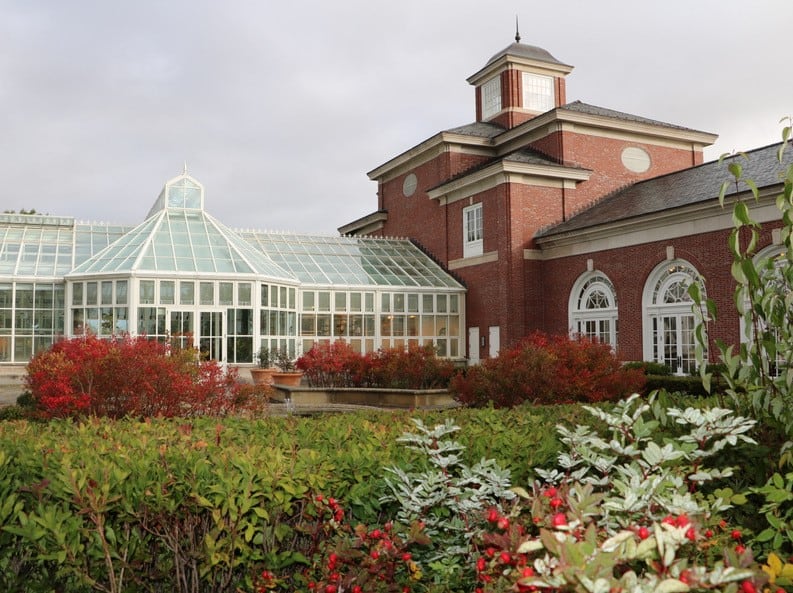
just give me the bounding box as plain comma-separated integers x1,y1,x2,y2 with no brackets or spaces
86,282,98,306
238,283,252,306
139,280,155,304
160,281,175,305
219,282,233,305
261,284,269,307
116,280,128,305
180,281,194,305
72,282,83,306
200,282,214,305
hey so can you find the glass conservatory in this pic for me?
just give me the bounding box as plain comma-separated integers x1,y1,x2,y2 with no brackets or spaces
0,173,465,364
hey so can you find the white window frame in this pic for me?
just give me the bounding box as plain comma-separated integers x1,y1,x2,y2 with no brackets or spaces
521,72,554,112
642,260,704,375
481,76,502,120
463,203,483,258
568,272,618,348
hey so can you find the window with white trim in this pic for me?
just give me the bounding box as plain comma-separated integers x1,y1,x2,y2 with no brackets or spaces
463,203,483,258
481,76,501,120
569,272,618,348
642,260,703,375
521,72,554,112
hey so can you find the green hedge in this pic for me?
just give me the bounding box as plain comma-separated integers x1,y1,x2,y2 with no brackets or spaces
0,398,731,592
0,406,593,593
643,374,728,396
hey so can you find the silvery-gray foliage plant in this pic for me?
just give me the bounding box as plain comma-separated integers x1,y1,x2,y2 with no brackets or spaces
535,393,756,532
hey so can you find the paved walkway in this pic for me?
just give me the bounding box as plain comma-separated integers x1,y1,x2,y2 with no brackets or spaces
0,365,26,406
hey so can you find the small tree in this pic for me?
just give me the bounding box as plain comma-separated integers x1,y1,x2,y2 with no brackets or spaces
691,121,793,439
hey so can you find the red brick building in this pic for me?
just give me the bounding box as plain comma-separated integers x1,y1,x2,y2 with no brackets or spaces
340,36,791,373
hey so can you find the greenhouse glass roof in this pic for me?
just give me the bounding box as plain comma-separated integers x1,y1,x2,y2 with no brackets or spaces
239,232,464,289
0,213,130,277
0,173,464,293
70,209,296,281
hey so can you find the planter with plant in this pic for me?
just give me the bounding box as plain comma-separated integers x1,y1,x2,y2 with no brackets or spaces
249,346,277,385
271,348,303,386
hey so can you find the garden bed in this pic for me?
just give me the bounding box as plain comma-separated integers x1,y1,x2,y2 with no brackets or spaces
272,385,458,409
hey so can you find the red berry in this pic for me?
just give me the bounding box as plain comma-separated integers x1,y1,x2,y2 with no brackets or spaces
487,508,500,523
551,513,567,527
685,527,696,541
740,580,757,593
662,515,675,525
370,529,382,539
352,587,362,593
324,586,337,593
637,526,650,540
370,550,379,560
499,551,512,564
731,529,742,540
675,514,690,527
550,497,563,509
477,556,487,572
543,486,557,498
679,570,692,585
736,544,746,554
485,547,496,558
497,517,510,530
704,529,714,538
521,566,535,577
401,552,412,561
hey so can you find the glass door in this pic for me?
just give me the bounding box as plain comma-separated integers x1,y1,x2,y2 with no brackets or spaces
199,311,224,361
660,314,696,375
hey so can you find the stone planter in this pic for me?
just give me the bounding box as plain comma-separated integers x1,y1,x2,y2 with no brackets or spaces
270,371,304,386
272,386,456,409
249,367,277,386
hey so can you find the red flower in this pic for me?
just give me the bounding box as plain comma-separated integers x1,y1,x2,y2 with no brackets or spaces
551,513,567,527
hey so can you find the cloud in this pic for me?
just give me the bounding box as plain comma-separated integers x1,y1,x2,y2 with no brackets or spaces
0,0,790,232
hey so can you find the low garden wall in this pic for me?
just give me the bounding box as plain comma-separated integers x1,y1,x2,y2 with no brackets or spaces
272,385,457,409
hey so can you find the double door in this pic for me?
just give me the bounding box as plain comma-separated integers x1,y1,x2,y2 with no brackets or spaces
659,314,696,375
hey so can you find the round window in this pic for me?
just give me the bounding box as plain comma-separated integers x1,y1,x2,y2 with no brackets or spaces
402,173,418,197
621,146,651,173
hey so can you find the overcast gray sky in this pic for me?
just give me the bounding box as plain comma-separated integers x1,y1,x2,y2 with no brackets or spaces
1,0,791,234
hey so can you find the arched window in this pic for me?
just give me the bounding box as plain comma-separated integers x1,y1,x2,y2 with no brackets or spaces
642,260,703,375
569,272,618,347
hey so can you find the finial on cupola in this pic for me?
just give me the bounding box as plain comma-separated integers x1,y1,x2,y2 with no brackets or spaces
515,16,521,43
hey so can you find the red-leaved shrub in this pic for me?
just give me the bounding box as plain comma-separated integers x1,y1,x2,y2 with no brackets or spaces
296,340,366,387
366,344,455,389
26,335,253,418
450,332,646,408
297,342,455,390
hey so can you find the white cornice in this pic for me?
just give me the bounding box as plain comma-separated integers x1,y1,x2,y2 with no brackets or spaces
337,211,388,236
448,251,499,270
427,160,591,205
467,55,573,87
494,108,717,156
367,132,496,183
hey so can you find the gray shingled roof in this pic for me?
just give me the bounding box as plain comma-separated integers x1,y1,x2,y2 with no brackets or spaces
486,42,570,68
562,101,706,134
446,121,505,138
536,142,793,238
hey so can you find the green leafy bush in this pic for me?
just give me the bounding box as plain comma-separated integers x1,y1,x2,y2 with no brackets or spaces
450,332,646,408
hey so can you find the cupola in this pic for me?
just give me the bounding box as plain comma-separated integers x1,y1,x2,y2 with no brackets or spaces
467,25,573,129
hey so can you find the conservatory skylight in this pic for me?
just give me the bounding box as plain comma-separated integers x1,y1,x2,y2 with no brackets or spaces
239,232,464,289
